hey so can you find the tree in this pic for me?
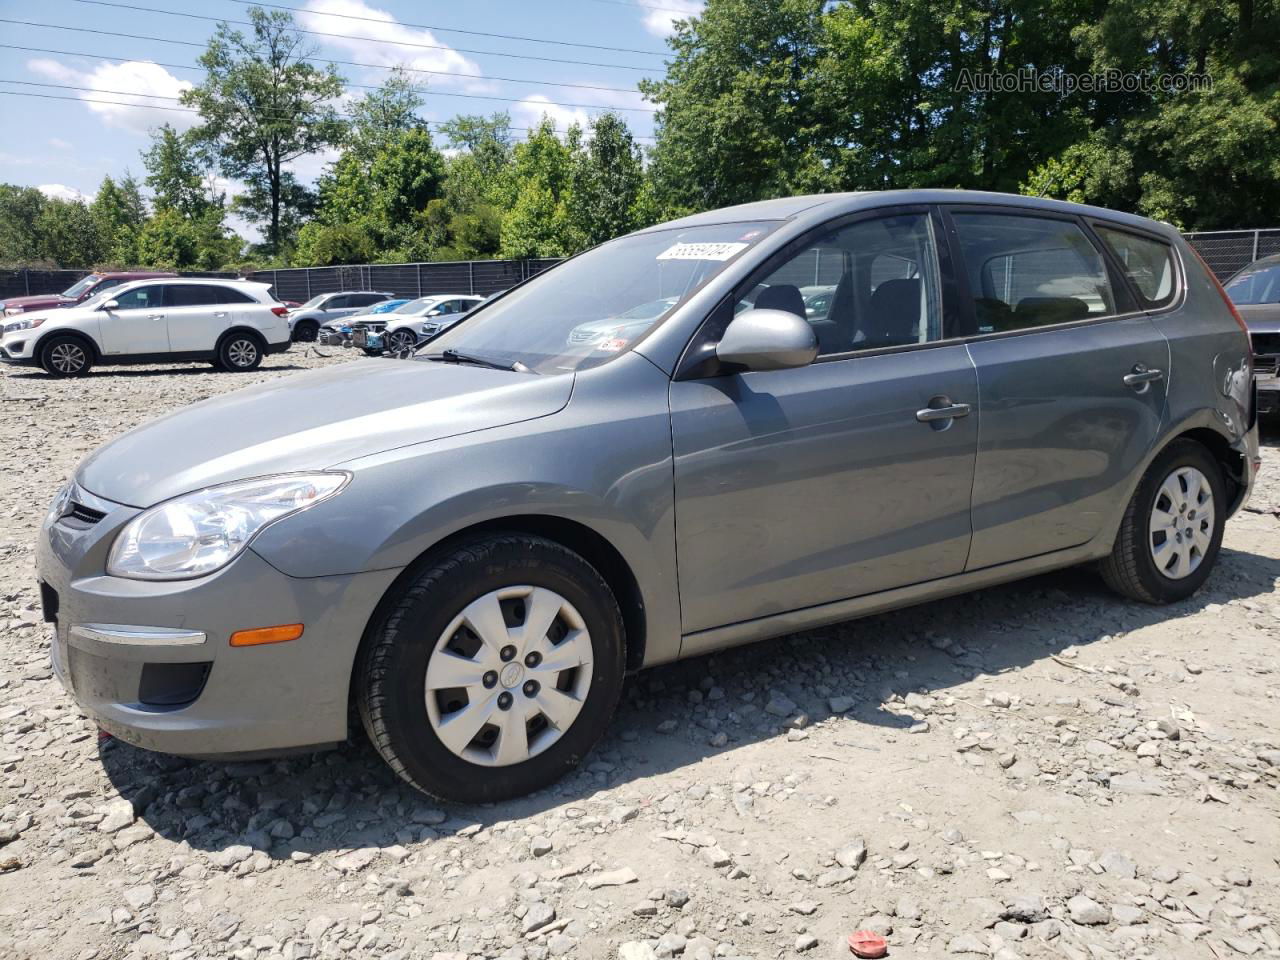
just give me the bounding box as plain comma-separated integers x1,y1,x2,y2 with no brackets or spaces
499,116,579,258
183,7,345,252
135,208,242,270
144,126,218,218
347,67,426,160
0,184,48,262
35,198,104,267
92,174,147,264
568,113,647,248
293,220,376,265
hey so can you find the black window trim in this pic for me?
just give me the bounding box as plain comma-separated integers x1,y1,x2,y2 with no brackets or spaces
1083,217,1186,315
937,203,1151,345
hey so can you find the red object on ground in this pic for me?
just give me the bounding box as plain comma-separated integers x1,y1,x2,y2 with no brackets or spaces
848,930,888,958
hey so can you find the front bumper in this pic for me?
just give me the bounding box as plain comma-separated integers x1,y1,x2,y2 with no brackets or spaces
38,483,399,757
0,335,36,363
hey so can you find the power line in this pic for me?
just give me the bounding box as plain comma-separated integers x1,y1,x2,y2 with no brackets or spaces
52,1,662,71
217,0,670,57
0,87,659,139
0,74,655,113
0,41,645,96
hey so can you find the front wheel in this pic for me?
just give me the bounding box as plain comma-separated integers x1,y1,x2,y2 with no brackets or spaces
357,535,625,803
386,329,418,353
292,320,318,343
40,335,94,377
1101,440,1227,603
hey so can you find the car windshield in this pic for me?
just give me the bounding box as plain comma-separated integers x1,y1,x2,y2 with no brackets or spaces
423,221,777,374
395,297,441,315
296,294,328,310
1227,263,1280,305
61,275,100,299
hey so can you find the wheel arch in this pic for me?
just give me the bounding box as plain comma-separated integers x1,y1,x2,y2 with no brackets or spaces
355,514,649,679
216,326,267,352
33,327,100,363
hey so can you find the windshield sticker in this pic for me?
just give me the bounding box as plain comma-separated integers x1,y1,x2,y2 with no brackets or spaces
598,337,629,352
657,241,749,262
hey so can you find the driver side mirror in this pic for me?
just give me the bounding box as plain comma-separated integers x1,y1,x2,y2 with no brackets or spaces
101,299,119,311
715,309,818,372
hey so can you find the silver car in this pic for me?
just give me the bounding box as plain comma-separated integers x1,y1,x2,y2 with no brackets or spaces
37,191,1257,803
1225,254,1280,415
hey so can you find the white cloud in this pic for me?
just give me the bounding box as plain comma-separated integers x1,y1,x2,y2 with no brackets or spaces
48,138,72,150
285,146,343,184
37,183,87,202
27,58,193,134
299,0,490,92
512,96,592,136
642,0,703,37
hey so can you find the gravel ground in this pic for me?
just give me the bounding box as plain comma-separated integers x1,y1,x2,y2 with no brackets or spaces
0,350,1278,960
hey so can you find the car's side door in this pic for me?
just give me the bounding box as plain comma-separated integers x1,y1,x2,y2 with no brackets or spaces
942,206,1170,570
97,284,169,355
163,284,228,352
669,208,981,638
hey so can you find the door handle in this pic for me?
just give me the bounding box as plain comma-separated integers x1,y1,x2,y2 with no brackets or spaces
1123,364,1164,388
212,311,228,318
916,401,972,422
145,313,164,320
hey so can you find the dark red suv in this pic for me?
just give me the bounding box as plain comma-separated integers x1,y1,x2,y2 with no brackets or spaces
1,271,177,316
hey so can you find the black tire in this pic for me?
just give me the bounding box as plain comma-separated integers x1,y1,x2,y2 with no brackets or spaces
293,320,319,343
357,534,625,803
1101,439,1227,603
39,334,94,377
363,348,383,357
386,329,418,353
216,333,264,372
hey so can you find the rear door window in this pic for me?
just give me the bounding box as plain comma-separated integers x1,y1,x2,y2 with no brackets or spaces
1095,226,1178,308
164,285,221,308
950,212,1116,333
214,285,256,304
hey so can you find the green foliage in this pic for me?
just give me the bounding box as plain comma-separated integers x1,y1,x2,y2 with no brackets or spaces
35,198,104,267
183,6,345,252
136,208,241,271
144,126,217,218
499,116,580,258
0,184,48,262
293,221,377,265
91,174,148,265
568,113,648,248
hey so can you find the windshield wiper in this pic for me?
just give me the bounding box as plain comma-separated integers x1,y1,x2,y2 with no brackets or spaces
426,349,532,373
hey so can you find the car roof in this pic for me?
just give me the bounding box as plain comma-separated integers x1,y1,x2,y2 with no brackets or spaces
111,277,273,293
640,189,1179,239
1235,253,1280,271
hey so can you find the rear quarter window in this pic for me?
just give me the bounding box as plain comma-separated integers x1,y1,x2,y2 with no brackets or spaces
1095,226,1178,309
214,286,257,304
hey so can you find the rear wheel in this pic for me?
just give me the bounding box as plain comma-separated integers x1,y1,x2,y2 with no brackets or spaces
357,534,625,803
216,333,263,371
1101,440,1226,603
39,335,94,377
293,320,319,343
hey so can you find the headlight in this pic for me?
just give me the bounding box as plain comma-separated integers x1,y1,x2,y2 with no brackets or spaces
107,473,349,580
3,317,42,332
46,482,72,523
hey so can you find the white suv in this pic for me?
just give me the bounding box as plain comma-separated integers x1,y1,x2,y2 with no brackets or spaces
0,278,291,377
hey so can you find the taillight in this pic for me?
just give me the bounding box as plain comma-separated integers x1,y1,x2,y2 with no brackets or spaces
1189,245,1248,334
271,305,289,317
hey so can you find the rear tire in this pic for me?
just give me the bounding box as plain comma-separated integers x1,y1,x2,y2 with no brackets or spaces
216,333,263,372
357,534,625,803
1101,440,1226,603
39,335,94,377
293,320,318,343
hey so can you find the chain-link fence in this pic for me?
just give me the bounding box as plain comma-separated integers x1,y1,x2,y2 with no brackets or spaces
248,258,564,303
1183,229,1280,281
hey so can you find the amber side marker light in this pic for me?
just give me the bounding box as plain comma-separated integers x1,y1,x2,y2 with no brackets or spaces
230,623,304,647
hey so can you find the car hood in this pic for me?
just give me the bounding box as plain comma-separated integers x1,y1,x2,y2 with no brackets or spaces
3,294,71,309
77,359,574,507
1240,303,1280,335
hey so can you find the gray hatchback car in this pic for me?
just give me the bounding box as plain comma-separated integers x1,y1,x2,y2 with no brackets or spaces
38,190,1258,802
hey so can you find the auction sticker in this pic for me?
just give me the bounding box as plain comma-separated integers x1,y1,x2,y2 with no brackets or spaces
657,241,749,261
598,337,629,352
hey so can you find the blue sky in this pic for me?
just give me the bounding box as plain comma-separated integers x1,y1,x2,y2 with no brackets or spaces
0,0,699,231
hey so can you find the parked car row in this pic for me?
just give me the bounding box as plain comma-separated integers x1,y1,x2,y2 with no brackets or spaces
0,278,503,375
